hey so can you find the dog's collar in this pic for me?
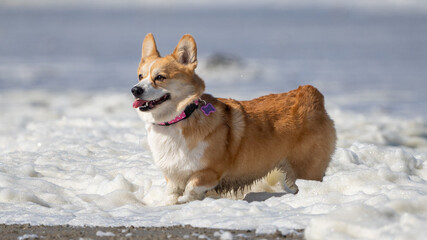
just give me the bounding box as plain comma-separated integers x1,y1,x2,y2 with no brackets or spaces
156,98,216,126
156,100,200,126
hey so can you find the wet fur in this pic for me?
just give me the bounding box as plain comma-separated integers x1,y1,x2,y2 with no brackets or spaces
133,33,337,204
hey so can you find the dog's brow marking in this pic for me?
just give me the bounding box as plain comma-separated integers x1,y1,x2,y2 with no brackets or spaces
146,59,158,80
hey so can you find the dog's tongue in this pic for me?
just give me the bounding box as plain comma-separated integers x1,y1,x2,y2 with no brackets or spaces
133,99,148,108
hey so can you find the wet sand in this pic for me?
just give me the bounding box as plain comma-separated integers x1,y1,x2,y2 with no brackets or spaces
1,224,304,239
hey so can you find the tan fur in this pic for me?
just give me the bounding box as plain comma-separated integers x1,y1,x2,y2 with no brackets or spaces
135,33,336,203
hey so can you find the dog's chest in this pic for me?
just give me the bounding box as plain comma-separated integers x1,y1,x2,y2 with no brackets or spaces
146,125,207,182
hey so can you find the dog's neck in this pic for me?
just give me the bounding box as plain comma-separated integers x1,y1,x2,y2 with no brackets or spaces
155,100,200,126
155,97,217,126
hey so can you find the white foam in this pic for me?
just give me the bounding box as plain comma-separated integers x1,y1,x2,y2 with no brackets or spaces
96,231,115,237
0,89,426,239
18,234,39,240
214,231,233,240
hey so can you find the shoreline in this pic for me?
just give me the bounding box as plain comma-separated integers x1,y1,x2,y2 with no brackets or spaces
0,224,304,239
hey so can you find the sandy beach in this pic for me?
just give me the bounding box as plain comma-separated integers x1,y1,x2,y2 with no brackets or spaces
1,224,304,240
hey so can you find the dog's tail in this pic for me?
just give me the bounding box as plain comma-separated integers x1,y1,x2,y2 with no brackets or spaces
291,85,326,120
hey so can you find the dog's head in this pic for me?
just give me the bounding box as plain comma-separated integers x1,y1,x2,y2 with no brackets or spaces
132,34,205,123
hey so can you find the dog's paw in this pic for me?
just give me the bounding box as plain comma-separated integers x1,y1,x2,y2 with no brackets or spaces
178,186,208,204
163,194,179,205
177,195,192,204
283,181,299,194
177,192,203,204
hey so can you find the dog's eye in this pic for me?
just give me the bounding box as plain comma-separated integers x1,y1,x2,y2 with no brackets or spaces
154,75,166,81
138,74,143,81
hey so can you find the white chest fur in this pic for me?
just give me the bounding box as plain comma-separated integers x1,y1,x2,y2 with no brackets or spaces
146,124,207,186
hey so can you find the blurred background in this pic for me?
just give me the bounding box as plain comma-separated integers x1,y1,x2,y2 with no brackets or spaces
1,0,426,117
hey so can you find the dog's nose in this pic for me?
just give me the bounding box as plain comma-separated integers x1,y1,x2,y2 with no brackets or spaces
131,86,144,97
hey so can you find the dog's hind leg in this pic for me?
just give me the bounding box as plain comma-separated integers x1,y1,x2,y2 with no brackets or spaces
177,169,220,204
278,161,299,194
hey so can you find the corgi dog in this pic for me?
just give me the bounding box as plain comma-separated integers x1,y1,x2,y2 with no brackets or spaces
131,33,336,205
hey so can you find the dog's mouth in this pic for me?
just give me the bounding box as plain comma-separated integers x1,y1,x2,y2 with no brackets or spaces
133,94,171,111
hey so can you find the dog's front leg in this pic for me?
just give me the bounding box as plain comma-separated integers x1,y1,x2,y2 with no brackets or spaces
178,169,220,204
163,177,183,205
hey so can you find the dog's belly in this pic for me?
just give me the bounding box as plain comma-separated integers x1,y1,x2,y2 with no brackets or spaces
146,125,208,186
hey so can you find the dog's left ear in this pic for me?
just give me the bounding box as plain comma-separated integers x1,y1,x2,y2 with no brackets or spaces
141,33,160,62
173,34,197,69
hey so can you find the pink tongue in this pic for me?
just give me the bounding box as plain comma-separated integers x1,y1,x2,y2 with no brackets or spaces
133,99,148,108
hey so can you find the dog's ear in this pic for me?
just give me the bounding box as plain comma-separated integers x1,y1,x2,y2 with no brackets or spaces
172,34,197,69
141,33,160,61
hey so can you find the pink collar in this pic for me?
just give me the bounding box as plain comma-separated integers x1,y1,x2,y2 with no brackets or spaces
156,99,216,126
156,100,200,126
